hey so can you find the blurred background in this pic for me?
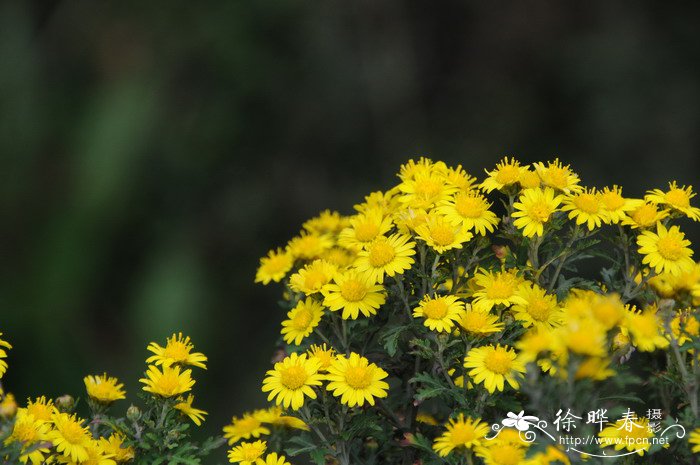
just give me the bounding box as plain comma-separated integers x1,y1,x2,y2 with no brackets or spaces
2,0,700,454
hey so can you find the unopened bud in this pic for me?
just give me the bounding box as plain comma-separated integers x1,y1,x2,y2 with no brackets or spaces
127,404,142,421
55,395,75,412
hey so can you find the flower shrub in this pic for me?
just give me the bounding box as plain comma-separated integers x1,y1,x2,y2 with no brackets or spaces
228,157,700,464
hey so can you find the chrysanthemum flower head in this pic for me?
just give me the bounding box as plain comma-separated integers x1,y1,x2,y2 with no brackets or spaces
307,343,336,372
288,259,337,295
398,172,456,210
255,248,294,285
0,391,17,417
457,305,504,336
518,168,541,189
637,223,695,276
561,187,608,230
512,187,564,238
471,269,526,312
432,413,489,457
97,433,135,463
511,282,562,330
475,441,527,465
392,207,429,234
669,309,700,345
622,201,668,229
435,190,499,236
573,356,615,381
646,181,700,221
598,416,654,456
146,332,208,369
326,352,389,407
464,344,526,393
228,440,267,465
689,428,700,454
533,158,583,193
253,407,308,431
7,410,51,465
555,318,607,358
398,157,438,181
600,185,643,224
412,294,466,333
626,306,669,352
444,164,478,191
354,233,416,283
175,394,207,426
480,157,528,193
84,373,126,404
48,412,92,463
261,352,324,411
588,293,626,330
139,364,195,397
321,269,386,320
25,396,55,422
353,191,398,216
414,212,473,253
255,452,293,465
224,412,271,445
338,208,393,250
287,232,334,261
302,209,348,235
280,298,324,345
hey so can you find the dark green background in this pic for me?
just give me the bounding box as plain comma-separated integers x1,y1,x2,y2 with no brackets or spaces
1,0,700,454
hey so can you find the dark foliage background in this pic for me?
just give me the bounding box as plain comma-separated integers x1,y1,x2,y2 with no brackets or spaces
1,0,700,454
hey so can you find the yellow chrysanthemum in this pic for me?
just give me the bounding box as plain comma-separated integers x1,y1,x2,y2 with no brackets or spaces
321,269,386,320
288,259,337,295
66,440,118,465
555,319,607,357
600,186,643,224
399,157,439,181
261,352,324,411
561,187,608,230
574,356,615,381
516,328,560,368
84,373,126,404
354,234,416,283
444,164,478,191
669,310,700,345
224,412,271,445
255,248,294,284
7,410,51,465
307,343,336,372
412,294,466,333
414,213,473,253
322,247,356,268
398,172,457,210
599,417,654,456
524,446,570,465
475,442,527,465
174,394,207,426
621,201,668,229
637,224,694,276
0,333,11,379
139,365,195,397
464,345,526,393
256,452,292,465
627,308,669,352
393,207,429,234
646,181,700,221
436,190,499,236
432,414,489,457
480,157,528,193
0,392,17,417
338,209,393,250
286,232,334,261
588,293,626,330
280,298,324,345
416,412,439,425
471,269,526,312
25,396,55,422
326,353,389,407
253,407,308,431
512,187,564,238
689,427,700,453
533,158,583,193
519,169,541,189
457,306,504,336
511,282,562,330
48,412,92,463
353,191,397,216
146,332,207,369
228,440,267,465
302,210,348,235
97,433,135,463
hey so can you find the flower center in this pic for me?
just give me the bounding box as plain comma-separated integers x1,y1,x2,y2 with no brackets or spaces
490,445,524,465
666,189,690,208
14,421,38,442
454,194,486,218
423,299,449,319
266,256,290,273
158,372,181,393
163,342,189,362
484,349,512,374
519,171,540,188
292,309,313,330
280,366,308,390
527,299,552,321
340,279,367,302
546,167,567,189
495,166,520,185
461,312,487,331
304,269,327,290
528,201,552,222
631,204,658,227
430,224,455,246
60,421,86,444
355,221,380,242
485,279,515,300
601,191,624,210
450,423,476,444
656,235,683,261
573,193,600,213
415,179,441,199
368,241,396,267
344,365,372,389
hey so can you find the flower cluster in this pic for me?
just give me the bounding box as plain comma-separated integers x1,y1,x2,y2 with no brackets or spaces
0,332,222,464
245,157,700,464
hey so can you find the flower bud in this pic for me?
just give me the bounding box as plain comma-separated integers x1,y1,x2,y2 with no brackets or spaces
55,394,75,412
127,404,142,421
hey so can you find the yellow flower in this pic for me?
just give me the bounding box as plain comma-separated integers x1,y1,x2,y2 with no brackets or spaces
321,269,386,320
280,298,324,345
255,248,294,284
561,187,608,230
627,308,669,352
471,269,526,312
444,164,478,191
533,158,582,193
398,172,456,210
416,412,439,425
224,412,271,445
689,427,700,453
255,453,292,465
511,282,562,330
228,440,267,465
288,259,337,295
475,442,527,465
480,157,528,193
354,234,416,283
600,185,643,224
140,365,195,397
599,417,654,456
97,433,135,463
286,232,333,261
646,181,700,221
414,212,473,253
399,157,439,181
25,396,55,422
432,413,489,457
588,293,625,330
48,412,92,463
519,169,541,189
621,201,668,229
84,373,126,404
146,332,208,369
436,190,499,236
322,247,356,268
457,306,504,336
261,352,324,411
524,446,570,465
574,357,615,381
338,209,393,250
175,394,207,426
0,332,11,379
556,319,607,357
307,343,336,372
302,210,348,235
512,187,564,237
70,440,118,465
0,392,17,418
353,191,398,216
253,407,308,430
7,410,51,465
464,345,525,393
637,224,694,276
412,294,466,333
516,328,561,369
326,353,389,407
393,207,429,234
669,309,700,345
